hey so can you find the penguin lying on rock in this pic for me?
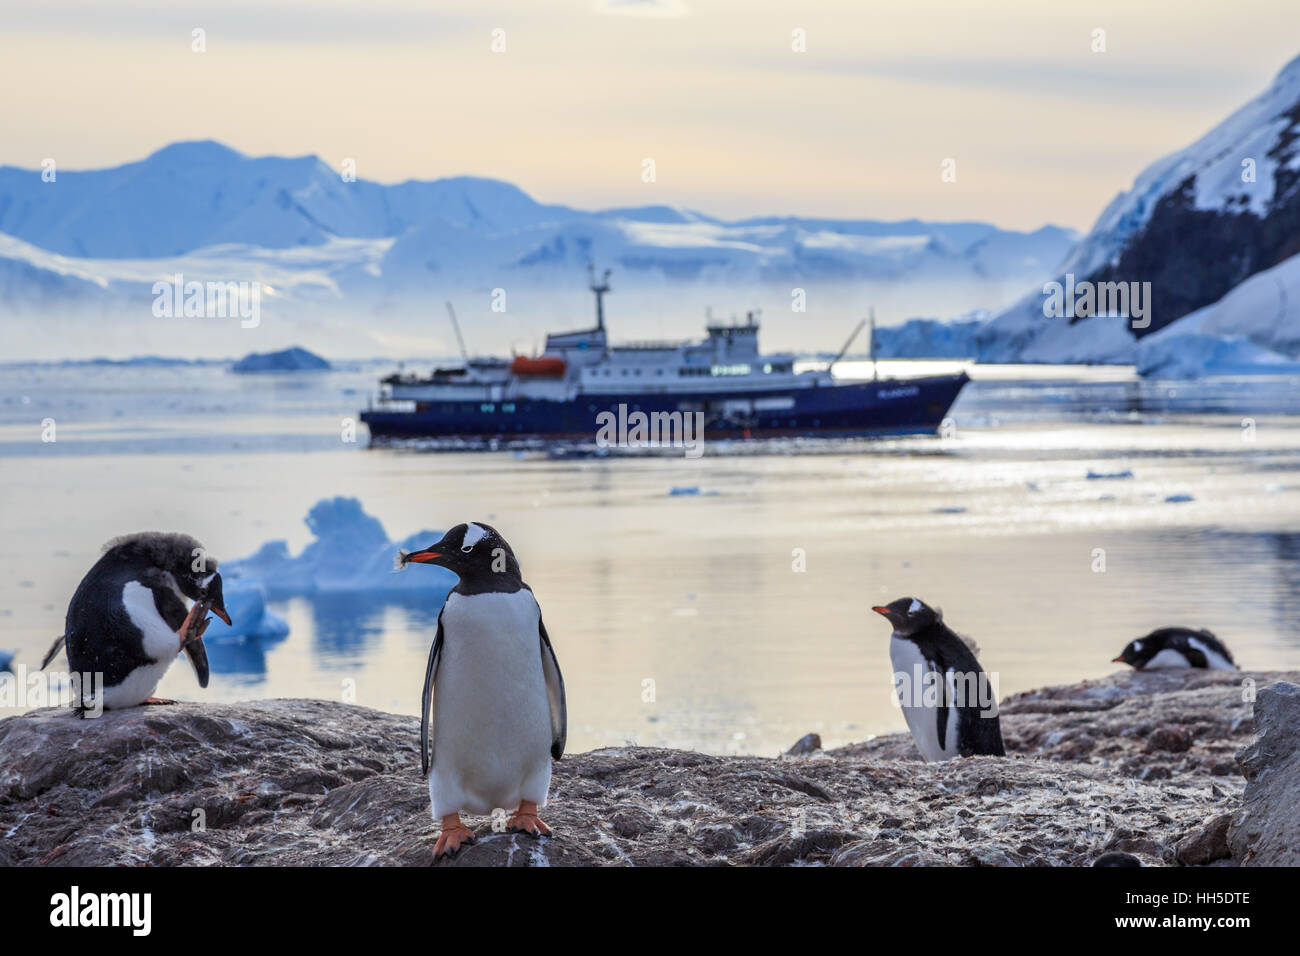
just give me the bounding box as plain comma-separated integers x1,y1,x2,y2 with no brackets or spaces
398,522,566,861
1112,627,1237,670
40,532,230,711
872,597,1005,761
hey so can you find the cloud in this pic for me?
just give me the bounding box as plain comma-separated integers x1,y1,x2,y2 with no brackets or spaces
594,0,690,18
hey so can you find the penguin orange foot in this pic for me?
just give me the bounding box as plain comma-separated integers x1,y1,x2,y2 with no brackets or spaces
507,800,551,838
433,814,476,860
141,697,178,705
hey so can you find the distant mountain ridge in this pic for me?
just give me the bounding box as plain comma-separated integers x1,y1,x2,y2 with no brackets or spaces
0,141,1075,315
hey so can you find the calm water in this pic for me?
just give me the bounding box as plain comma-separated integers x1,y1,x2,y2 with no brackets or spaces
2,360,1300,755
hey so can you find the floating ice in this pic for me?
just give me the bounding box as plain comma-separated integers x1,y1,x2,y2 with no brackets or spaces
222,497,455,596
1086,469,1134,480
202,582,289,642
1137,333,1300,380
231,346,331,373
0,649,14,673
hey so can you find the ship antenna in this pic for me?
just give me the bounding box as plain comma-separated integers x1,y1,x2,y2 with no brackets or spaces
829,317,867,378
870,307,878,382
445,301,470,363
587,262,612,332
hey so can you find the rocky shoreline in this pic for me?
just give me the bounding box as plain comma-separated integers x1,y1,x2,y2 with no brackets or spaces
0,669,1295,867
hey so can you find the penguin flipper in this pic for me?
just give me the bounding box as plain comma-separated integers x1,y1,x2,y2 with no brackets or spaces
419,612,445,777
40,634,66,670
184,639,210,688
538,616,567,760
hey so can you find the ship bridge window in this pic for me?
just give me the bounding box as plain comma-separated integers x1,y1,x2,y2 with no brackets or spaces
711,364,751,376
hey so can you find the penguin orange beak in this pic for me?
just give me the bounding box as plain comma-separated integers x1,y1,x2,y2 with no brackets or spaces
405,549,443,564
211,603,232,627
1111,655,1125,663
872,606,892,616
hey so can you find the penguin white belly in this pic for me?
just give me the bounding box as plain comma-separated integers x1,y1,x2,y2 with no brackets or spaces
889,636,959,762
1187,637,1237,670
430,591,552,818
1143,648,1193,669
103,581,180,709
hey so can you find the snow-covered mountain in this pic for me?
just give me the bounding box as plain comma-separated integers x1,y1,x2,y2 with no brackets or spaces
0,140,1077,358
978,53,1300,365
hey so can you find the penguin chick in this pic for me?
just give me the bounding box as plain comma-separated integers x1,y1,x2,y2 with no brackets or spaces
41,532,231,711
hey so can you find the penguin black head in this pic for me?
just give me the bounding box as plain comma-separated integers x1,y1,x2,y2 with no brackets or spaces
398,522,521,583
102,532,232,625
1112,637,1155,669
872,596,939,636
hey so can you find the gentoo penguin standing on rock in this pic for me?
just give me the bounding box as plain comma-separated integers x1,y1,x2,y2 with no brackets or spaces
398,522,566,861
40,532,230,712
1113,627,1237,670
872,597,1005,761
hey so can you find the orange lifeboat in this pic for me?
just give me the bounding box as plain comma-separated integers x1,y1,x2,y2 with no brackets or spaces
511,356,567,378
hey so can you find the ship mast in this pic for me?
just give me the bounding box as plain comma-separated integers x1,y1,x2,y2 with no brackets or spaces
587,263,612,332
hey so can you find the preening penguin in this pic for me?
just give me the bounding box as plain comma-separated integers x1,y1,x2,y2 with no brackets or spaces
872,597,1005,761
399,522,566,861
1113,627,1237,670
41,532,231,711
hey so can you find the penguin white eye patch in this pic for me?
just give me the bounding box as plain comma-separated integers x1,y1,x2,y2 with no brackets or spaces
908,598,922,614
460,523,489,552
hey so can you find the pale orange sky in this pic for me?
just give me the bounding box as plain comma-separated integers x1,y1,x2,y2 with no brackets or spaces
2,0,1297,231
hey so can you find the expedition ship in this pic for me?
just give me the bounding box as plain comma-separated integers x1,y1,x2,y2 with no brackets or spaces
359,269,968,443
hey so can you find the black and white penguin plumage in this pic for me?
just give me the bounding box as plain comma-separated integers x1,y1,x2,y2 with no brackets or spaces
398,522,566,861
872,597,1005,761
40,532,231,711
1113,627,1237,671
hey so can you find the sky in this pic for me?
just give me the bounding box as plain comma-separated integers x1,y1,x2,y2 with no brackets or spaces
2,0,1298,232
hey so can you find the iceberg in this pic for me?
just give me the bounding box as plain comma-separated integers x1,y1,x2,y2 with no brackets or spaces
1136,334,1300,380
201,582,289,642
231,346,331,373
0,649,14,673
222,496,456,597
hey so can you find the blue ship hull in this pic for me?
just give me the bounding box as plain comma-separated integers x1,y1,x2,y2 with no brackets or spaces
360,373,968,441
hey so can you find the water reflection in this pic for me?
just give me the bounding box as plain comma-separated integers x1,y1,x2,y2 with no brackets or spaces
204,632,287,682
304,591,450,664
